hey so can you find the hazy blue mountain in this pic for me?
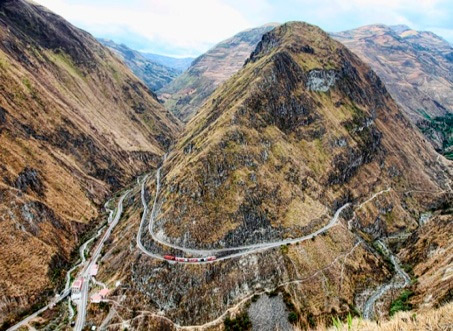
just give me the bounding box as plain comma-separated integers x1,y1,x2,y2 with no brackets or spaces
140,52,194,71
99,38,180,91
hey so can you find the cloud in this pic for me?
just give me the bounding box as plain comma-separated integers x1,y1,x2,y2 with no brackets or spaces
35,0,453,56
36,0,254,56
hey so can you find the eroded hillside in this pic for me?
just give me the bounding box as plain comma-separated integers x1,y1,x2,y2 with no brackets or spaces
86,22,451,329
0,0,180,325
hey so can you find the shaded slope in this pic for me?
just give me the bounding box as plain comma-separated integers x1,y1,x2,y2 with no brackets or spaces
99,38,180,91
0,0,180,324
158,23,279,122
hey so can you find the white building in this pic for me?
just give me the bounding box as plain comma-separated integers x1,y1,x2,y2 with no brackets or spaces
71,278,83,300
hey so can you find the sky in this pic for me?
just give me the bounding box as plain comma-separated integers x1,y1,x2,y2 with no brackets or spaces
36,0,453,58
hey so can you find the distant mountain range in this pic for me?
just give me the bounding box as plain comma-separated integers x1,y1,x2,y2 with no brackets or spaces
332,24,453,158
157,23,279,121
98,38,182,91
140,52,194,72
125,22,451,158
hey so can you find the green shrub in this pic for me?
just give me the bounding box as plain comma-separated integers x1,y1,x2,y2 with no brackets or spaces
224,312,252,331
280,244,289,254
288,311,298,324
389,290,414,316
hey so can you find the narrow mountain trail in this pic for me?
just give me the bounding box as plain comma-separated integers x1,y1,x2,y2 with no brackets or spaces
362,240,411,319
140,162,352,260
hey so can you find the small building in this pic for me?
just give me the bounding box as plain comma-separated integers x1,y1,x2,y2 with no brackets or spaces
71,278,83,300
90,288,110,304
90,264,98,277
99,288,110,297
90,293,102,303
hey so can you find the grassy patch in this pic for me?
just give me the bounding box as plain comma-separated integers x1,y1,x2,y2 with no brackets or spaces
49,51,85,79
0,55,9,70
389,289,414,316
280,244,289,254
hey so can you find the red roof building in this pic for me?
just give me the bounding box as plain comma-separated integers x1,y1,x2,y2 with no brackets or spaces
91,293,102,303
71,278,83,294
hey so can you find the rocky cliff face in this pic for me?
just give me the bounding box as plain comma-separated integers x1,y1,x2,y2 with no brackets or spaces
0,0,180,324
158,23,279,122
99,38,181,91
91,22,450,329
332,25,453,158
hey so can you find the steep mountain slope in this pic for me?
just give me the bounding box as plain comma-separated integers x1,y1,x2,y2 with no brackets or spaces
91,22,450,329
99,38,180,91
158,23,279,122
140,52,194,72
332,25,453,158
0,0,180,324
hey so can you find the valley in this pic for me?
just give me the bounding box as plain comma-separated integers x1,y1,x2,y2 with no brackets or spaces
0,1,451,330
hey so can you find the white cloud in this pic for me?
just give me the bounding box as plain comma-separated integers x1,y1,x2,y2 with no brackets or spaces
35,0,453,56
36,0,254,56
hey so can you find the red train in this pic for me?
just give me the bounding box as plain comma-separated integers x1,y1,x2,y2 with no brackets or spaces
163,255,216,262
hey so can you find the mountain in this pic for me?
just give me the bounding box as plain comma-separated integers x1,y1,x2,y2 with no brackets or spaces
140,52,194,72
158,23,279,122
98,38,181,91
0,0,180,324
90,22,450,329
332,25,453,158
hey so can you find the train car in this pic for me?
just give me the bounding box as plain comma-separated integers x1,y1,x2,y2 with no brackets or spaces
175,257,188,262
207,256,216,261
163,255,175,261
188,258,199,262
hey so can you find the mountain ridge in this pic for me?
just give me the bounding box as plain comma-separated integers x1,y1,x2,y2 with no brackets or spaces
140,52,194,72
332,24,453,157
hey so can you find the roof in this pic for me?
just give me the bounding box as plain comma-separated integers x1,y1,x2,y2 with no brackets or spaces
90,264,99,276
99,288,110,297
72,278,83,289
91,293,102,303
